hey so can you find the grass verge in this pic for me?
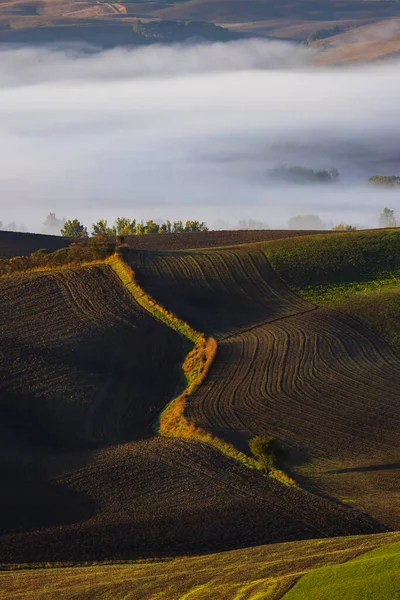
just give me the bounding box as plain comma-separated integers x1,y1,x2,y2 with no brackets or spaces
283,540,400,600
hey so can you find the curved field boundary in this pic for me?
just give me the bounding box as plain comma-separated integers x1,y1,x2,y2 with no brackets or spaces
130,247,311,339
107,255,261,472
108,256,296,483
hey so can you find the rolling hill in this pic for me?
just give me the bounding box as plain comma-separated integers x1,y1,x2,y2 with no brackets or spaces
130,230,400,528
0,231,71,260
0,245,382,565
0,227,399,597
1,0,400,48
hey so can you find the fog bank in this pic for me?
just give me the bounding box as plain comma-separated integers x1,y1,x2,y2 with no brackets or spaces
0,40,399,233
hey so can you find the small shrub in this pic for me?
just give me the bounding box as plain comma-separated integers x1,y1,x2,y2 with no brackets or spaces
249,436,287,473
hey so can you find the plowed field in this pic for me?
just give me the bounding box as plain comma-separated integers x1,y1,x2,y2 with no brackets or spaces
0,231,71,259
0,257,383,564
135,244,400,528
130,247,311,338
0,437,380,564
125,229,334,252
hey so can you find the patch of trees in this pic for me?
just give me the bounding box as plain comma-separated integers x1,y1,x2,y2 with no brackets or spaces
270,165,340,185
0,221,27,232
43,213,66,235
379,207,397,228
132,19,237,42
287,214,325,230
61,219,88,239
237,219,269,230
332,223,357,231
59,217,209,238
306,26,341,44
369,176,400,188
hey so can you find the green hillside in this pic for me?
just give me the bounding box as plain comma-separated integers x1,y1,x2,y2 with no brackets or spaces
284,540,400,600
264,228,400,304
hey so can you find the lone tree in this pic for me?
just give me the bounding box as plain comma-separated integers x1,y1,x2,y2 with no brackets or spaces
249,436,287,473
287,214,324,230
60,219,88,238
379,208,397,228
91,219,116,237
43,212,66,234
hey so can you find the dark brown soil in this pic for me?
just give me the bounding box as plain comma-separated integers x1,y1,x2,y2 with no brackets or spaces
135,245,400,528
0,231,71,260
0,259,383,563
125,229,334,252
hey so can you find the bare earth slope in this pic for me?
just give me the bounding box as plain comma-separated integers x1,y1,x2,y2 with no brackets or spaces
135,244,400,528
125,230,334,252
129,246,310,338
0,264,183,541
0,259,382,563
0,231,70,260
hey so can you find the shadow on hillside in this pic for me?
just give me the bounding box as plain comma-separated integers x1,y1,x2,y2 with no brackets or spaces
327,463,400,474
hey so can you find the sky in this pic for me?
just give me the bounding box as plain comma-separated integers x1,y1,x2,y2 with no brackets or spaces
0,39,399,233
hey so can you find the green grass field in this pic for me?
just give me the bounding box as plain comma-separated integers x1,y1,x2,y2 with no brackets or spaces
284,541,400,600
264,228,400,304
327,286,400,355
264,228,400,354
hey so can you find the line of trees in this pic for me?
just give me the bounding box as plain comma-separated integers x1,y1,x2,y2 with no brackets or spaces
59,217,209,238
0,221,27,232
270,165,340,184
368,175,400,187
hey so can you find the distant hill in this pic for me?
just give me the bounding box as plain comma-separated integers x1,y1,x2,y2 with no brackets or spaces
1,0,400,49
312,17,400,64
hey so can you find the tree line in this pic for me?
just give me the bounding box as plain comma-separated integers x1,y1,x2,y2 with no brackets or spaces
40,214,209,238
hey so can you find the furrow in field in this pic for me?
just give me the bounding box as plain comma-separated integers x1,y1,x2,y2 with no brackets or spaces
130,247,310,338
188,307,400,527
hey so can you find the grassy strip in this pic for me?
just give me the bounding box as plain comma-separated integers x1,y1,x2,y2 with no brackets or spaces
282,541,400,600
108,256,296,484
292,274,400,305
264,228,400,298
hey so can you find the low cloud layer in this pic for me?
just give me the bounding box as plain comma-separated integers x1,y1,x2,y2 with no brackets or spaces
0,39,399,233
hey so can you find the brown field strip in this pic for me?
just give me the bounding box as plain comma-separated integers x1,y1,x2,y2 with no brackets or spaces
130,247,311,339
125,229,334,252
0,231,70,260
0,264,183,448
0,435,382,564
